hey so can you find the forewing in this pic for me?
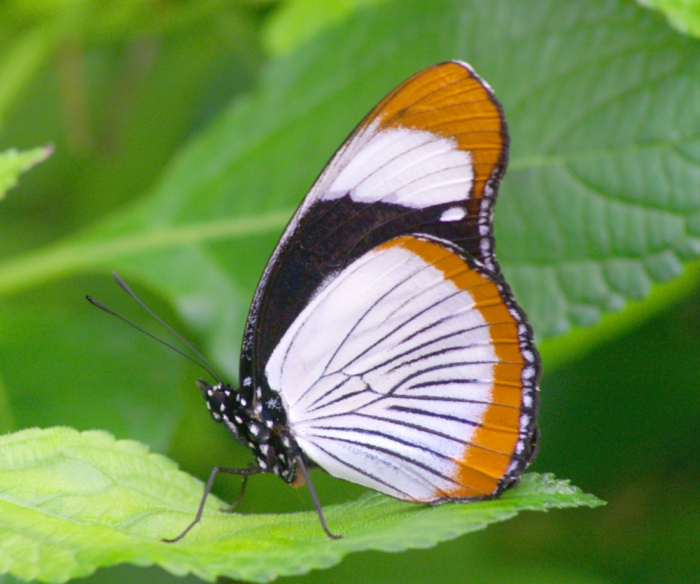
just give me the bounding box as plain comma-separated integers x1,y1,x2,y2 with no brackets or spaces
241,61,509,385
304,59,507,243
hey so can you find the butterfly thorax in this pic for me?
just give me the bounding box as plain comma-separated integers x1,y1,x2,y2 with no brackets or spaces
197,379,298,483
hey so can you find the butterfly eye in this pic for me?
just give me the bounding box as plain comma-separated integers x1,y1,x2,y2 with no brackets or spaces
197,379,227,421
208,390,227,419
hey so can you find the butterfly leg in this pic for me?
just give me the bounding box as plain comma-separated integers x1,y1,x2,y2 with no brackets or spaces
220,473,250,513
163,465,263,543
295,456,342,540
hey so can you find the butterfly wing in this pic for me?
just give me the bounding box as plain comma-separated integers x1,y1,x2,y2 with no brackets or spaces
241,61,539,500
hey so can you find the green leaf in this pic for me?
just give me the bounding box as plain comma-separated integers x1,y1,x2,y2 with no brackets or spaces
0,427,603,583
0,2,694,582
541,257,700,368
0,0,251,42
0,27,57,133
637,0,700,38
262,0,389,55
0,146,52,200
1,0,699,365
0,289,192,448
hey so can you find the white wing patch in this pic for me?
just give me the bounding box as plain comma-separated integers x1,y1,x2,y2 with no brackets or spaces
265,241,500,501
440,206,467,222
311,122,474,210
256,122,476,329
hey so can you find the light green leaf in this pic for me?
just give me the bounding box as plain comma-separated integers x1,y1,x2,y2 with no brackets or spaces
637,0,700,38
0,427,603,583
0,146,52,200
263,0,389,55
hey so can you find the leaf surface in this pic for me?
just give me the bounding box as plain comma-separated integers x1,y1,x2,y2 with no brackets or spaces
0,146,52,199
0,428,603,583
637,0,700,37
0,0,698,364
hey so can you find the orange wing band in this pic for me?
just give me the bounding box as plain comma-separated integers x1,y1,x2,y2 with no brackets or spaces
362,62,506,201
379,235,527,498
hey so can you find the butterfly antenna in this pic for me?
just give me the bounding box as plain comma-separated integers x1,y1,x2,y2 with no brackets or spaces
86,273,223,384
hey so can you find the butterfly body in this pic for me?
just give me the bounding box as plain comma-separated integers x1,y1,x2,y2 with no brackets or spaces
199,379,303,484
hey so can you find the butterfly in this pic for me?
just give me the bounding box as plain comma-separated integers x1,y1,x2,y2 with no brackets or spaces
91,60,540,541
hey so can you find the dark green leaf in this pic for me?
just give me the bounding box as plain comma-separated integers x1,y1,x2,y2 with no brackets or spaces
1,0,699,364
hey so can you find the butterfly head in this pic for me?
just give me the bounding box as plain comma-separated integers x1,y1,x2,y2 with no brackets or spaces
198,379,232,424
197,378,299,483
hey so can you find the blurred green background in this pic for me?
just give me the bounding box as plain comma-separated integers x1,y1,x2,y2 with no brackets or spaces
1,0,699,582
